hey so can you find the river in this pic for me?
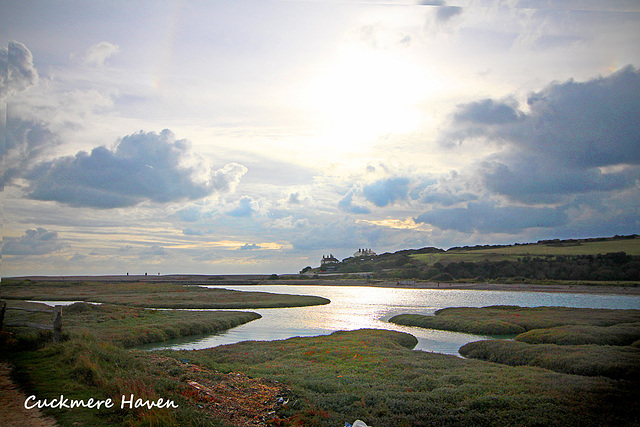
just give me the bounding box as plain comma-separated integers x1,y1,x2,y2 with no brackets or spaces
138,285,640,356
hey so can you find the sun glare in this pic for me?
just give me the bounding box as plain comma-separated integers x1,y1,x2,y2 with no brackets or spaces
308,46,429,152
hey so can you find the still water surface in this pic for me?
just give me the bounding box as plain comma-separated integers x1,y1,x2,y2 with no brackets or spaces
140,285,640,356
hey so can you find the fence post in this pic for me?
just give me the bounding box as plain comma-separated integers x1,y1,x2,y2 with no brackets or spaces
0,301,6,333
53,305,62,343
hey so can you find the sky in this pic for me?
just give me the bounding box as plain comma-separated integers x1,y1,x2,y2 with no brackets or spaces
1,0,639,276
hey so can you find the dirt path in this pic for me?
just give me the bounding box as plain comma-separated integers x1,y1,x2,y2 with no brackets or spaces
0,361,57,427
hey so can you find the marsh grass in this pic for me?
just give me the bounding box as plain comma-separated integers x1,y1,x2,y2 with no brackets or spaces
2,301,261,349
516,322,640,346
459,340,640,380
6,338,230,426
165,329,640,426
391,305,640,383
1,278,330,309
2,301,260,426
389,306,640,335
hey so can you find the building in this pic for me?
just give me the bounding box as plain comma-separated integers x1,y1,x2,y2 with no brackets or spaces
353,248,376,257
321,254,339,271
321,254,339,265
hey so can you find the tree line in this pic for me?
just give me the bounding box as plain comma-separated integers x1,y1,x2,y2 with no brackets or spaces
330,252,640,282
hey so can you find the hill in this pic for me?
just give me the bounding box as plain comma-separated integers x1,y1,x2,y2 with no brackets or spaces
317,235,640,283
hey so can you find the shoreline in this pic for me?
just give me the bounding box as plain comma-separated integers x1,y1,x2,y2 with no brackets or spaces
8,275,640,296
257,279,640,296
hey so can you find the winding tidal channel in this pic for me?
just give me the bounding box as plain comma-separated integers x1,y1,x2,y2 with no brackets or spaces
138,285,640,355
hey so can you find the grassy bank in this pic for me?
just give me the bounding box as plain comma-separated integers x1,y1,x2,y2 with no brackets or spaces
389,306,640,335
166,328,639,426
390,306,640,381
1,300,275,426
459,340,640,380
1,278,330,309
4,313,640,425
3,301,261,348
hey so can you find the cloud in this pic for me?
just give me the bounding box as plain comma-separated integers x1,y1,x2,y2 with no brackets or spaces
444,66,640,202
291,219,383,251
284,191,312,206
436,6,462,22
453,99,522,125
175,206,204,222
3,118,60,186
228,196,255,217
25,129,248,208
418,186,478,207
210,163,248,193
0,41,39,100
479,154,638,204
84,41,120,66
338,189,371,214
238,243,261,251
271,216,309,229
140,245,166,258
3,228,65,255
362,177,410,207
415,201,568,234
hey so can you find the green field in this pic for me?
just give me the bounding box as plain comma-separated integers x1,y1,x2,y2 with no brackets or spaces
410,236,640,266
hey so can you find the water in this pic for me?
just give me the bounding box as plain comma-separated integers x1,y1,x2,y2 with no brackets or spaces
138,285,640,355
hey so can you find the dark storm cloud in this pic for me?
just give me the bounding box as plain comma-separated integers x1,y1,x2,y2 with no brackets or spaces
415,201,568,234
0,41,39,99
362,177,410,207
453,99,522,125
446,66,640,202
25,129,247,208
479,154,637,204
418,186,478,206
3,228,65,255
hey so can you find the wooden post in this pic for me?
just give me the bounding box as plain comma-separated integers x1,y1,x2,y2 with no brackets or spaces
53,305,62,343
0,301,6,333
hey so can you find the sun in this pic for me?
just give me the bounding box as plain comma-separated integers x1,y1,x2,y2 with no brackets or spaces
306,45,430,152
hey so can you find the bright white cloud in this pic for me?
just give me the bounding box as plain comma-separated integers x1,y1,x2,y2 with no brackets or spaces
83,41,120,66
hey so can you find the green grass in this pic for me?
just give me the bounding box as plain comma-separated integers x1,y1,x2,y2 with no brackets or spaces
5,301,640,425
165,329,640,426
516,322,640,346
410,236,640,265
1,278,330,309
391,306,640,382
6,339,231,426
2,300,269,426
459,340,640,380
389,306,640,335
2,301,261,349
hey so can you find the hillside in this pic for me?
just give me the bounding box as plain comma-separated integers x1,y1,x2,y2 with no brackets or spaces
317,235,640,283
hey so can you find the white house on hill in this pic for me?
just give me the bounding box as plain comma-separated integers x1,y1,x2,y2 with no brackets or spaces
321,254,339,265
354,248,376,257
